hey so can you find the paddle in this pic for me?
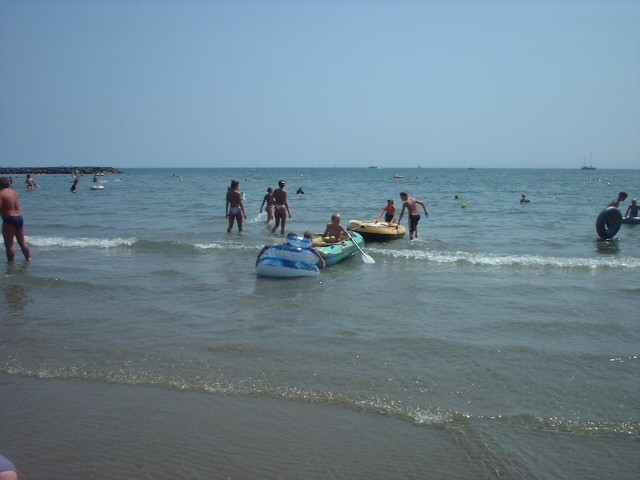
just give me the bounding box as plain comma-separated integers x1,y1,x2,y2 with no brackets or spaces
349,233,375,264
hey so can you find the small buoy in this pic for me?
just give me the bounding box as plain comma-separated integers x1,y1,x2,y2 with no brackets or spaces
588,197,592,202
461,203,467,209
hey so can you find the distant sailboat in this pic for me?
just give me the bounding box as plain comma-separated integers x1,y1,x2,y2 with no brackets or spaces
581,154,596,170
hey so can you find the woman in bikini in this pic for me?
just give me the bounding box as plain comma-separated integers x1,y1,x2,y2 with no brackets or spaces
271,180,291,235
260,187,275,223
226,180,246,233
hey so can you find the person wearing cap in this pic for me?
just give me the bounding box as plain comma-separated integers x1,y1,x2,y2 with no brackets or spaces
271,180,291,235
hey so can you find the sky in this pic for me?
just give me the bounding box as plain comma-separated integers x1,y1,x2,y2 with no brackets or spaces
1,0,638,169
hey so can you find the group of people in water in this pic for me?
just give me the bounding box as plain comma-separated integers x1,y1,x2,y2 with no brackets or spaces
227,178,431,241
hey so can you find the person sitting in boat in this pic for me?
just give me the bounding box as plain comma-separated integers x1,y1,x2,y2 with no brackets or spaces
375,199,397,223
609,191,627,208
255,232,325,268
520,194,530,205
322,213,350,244
624,198,639,218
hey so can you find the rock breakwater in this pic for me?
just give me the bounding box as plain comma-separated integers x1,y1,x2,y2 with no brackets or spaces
0,166,122,175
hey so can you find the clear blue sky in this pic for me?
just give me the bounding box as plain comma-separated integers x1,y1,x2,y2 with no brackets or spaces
1,0,638,169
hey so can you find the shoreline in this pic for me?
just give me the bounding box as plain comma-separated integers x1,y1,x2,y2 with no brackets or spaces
0,373,480,479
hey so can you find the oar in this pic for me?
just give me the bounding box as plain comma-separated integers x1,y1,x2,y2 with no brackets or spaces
349,233,375,264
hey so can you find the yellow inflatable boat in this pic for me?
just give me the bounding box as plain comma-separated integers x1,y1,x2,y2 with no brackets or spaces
347,220,406,242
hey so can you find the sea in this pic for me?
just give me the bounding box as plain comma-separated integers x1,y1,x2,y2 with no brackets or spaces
1,167,639,479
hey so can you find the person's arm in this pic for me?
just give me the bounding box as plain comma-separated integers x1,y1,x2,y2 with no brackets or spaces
311,248,326,269
285,197,291,217
624,205,631,217
375,208,385,222
418,200,429,217
397,205,406,224
240,201,246,218
260,196,266,212
225,192,230,218
256,246,269,266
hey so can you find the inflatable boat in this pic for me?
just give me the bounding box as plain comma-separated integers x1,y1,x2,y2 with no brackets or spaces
312,232,364,266
595,207,623,239
256,235,320,278
622,216,640,225
348,220,406,241
256,257,319,277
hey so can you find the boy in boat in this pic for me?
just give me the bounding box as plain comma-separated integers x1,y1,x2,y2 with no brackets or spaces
375,199,397,223
397,192,429,240
322,213,350,244
225,180,246,232
625,199,639,218
271,180,291,235
0,177,32,262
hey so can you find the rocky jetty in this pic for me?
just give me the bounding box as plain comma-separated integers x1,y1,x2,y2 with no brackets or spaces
0,166,122,175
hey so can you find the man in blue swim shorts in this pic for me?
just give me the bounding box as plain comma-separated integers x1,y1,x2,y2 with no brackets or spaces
0,177,32,262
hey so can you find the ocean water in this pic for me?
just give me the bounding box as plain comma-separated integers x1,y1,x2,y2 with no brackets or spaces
1,167,639,479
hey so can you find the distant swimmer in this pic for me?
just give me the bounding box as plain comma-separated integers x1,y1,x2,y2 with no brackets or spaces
375,199,397,223
625,199,639,218
520,194,530,205
70,177,79,193
25,174,39,191
296,187,304,194
608,191,628,208
1,177,32,262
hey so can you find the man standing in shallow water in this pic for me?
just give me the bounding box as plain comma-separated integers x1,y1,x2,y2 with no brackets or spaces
0,177,32,262
397,191,429,240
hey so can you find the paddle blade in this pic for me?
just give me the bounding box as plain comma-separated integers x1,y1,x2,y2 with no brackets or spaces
361,253,375,264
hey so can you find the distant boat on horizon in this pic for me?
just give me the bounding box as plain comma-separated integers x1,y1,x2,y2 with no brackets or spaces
581,154,596,170
393,173,404,179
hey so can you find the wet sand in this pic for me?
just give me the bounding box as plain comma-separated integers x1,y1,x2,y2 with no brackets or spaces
0,374,481,479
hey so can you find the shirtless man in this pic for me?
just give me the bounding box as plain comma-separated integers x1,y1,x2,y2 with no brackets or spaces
226,180,246,232
608,191,627,208
271,180,291,235
322,213,350,243
397,192,429,240
0,177,32,261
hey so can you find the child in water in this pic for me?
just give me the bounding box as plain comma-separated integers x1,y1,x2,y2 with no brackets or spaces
625,198,639,218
